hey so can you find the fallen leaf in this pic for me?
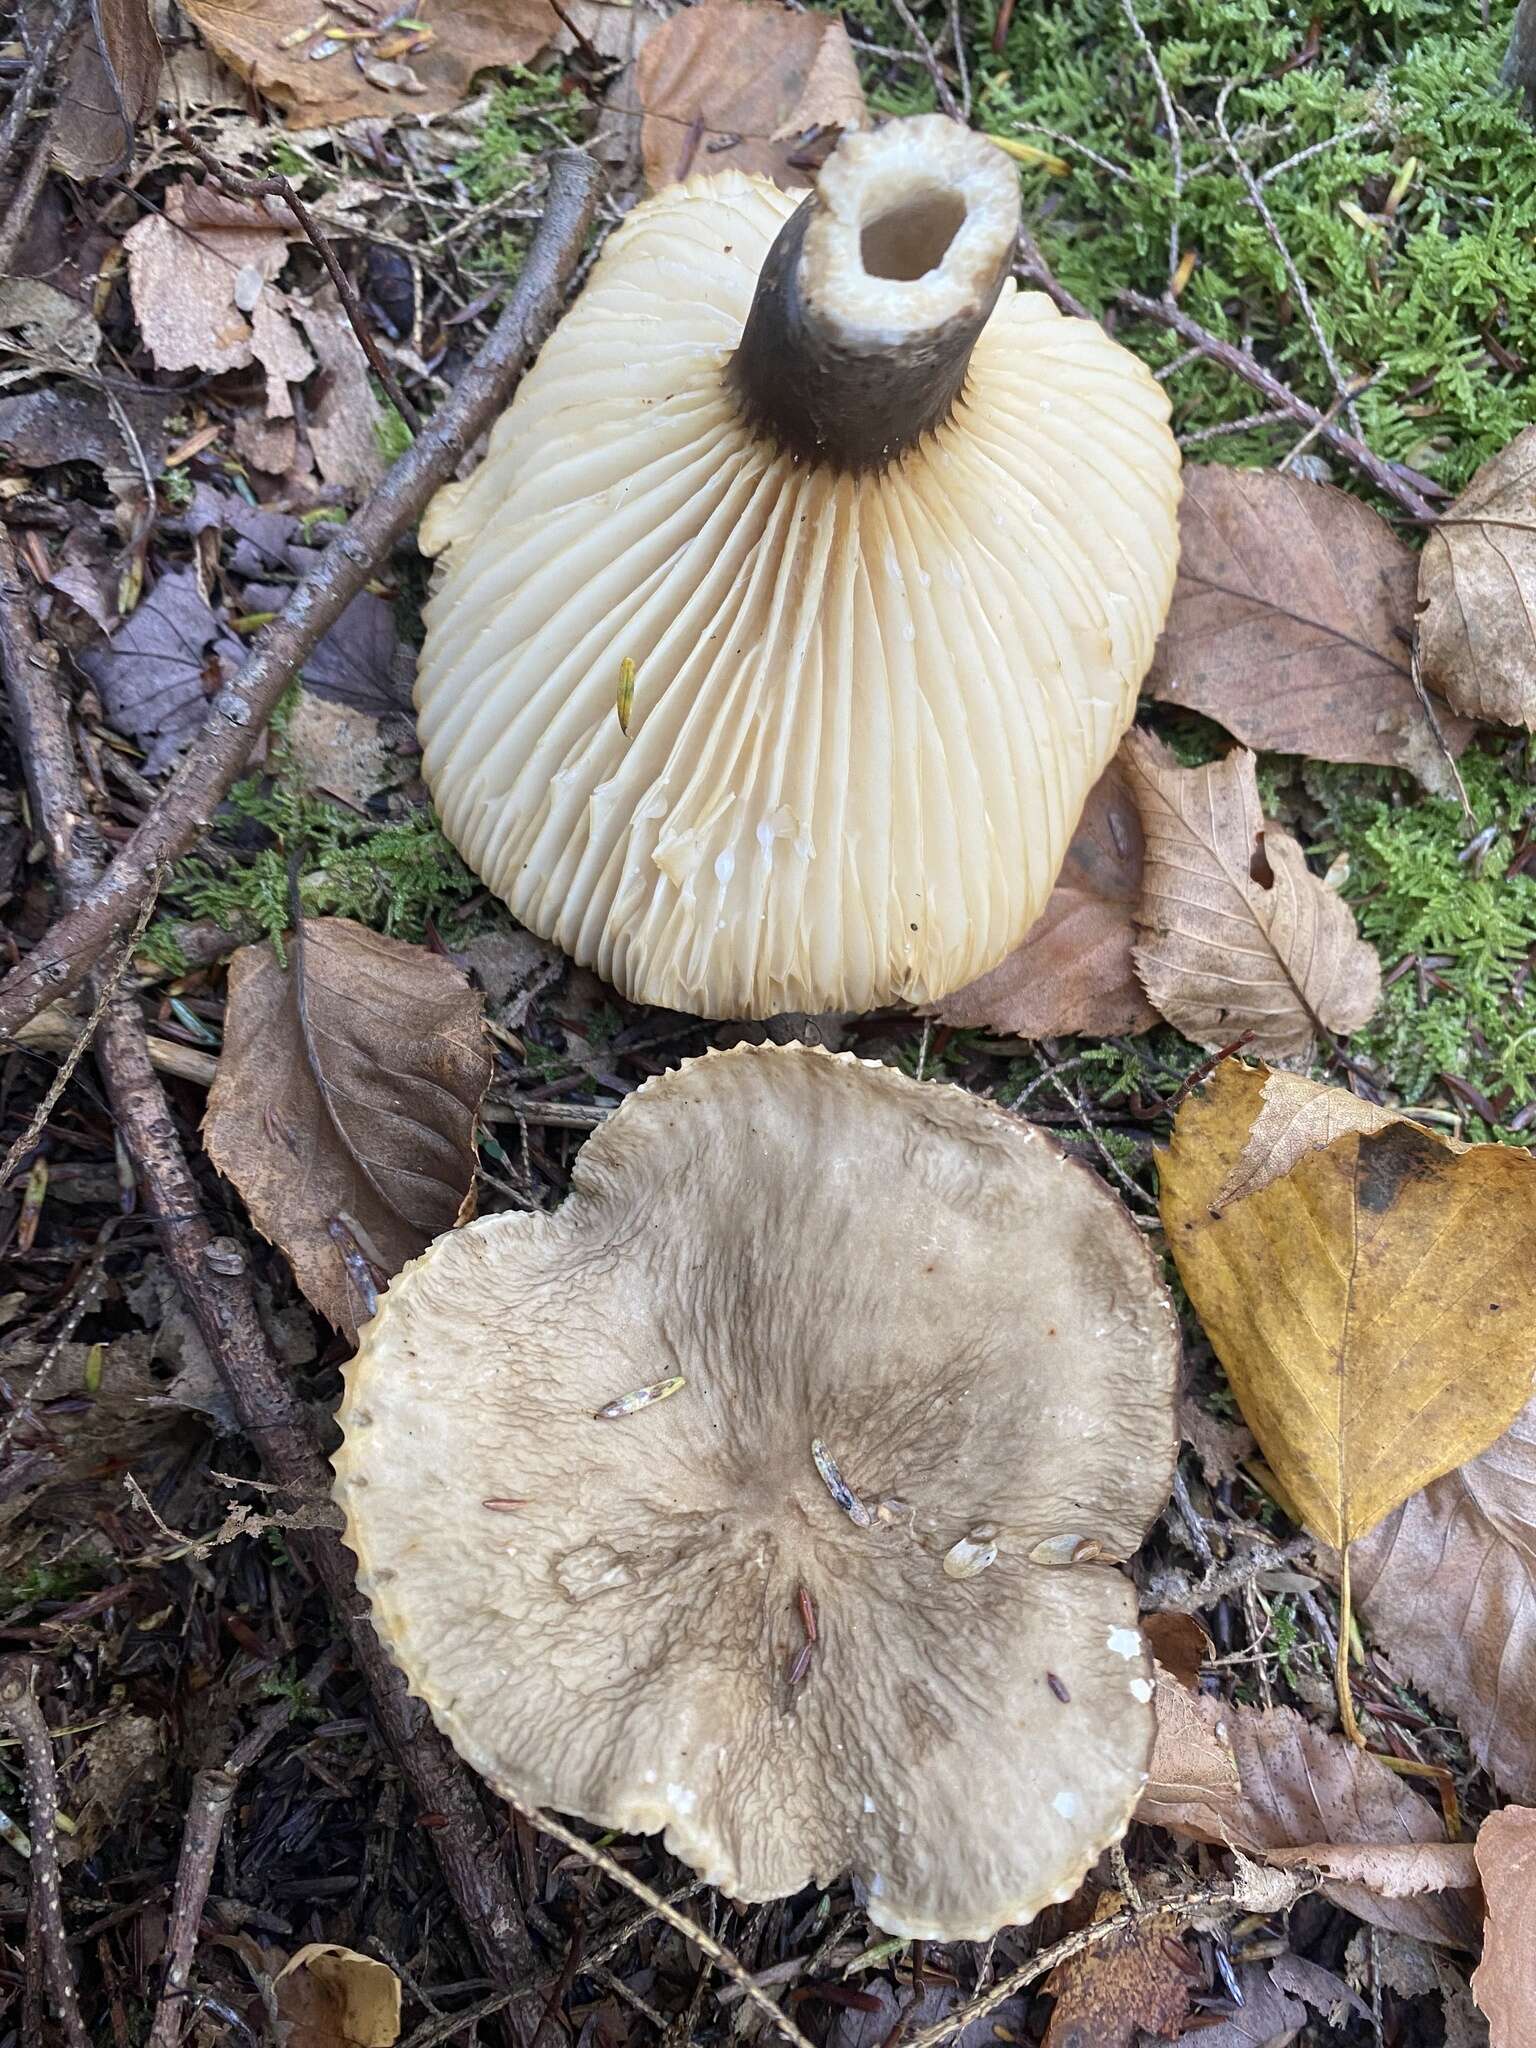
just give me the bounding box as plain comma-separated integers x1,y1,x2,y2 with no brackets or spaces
932,750,1158,1038
1211,1067,1457,1208
1471,1809,1536,2046
1141,1614,1211,1693
203,919,491,1339
1349,1925,1438,1999
1170,1965,1306,2046
828,1980,1027,2048
274,1943,401,2048
79,566,242,773
294,295,387,492
1042,1892,1191,2048
1267,1953,1370,2027
178,0,555,129
1417,425,1536,730
0,387,166,500
1140,1686,1479,1946
636,0,866,191
283,691,389,810
244,582,412,716
52,0,162,181
1144,466,1473,794
124,181,312,417
0,277,100,387
1264,1841,1480,1895
1125,734,1380,1064
1351,1397,1536,1804
1158,1060,1536,1553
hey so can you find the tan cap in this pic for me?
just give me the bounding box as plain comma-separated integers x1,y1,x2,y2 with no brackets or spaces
334,1043,1180,1939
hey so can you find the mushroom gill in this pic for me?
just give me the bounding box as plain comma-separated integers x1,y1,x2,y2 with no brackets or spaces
333,1043,1181,1940
416,117,1182,1018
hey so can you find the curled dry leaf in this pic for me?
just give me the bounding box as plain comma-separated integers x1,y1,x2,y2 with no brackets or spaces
1158,1060,1536,1551
1144,466,1473,793
932,749,1159,1039
274,1943,401,2048
1352,1397,1536,1805
203,918,492,1340
1471,1809,1536,2048
1140,1674,1479,1947
1418,424,1536,730
52,0,162,181
1267,1953,1371,2028
78,565,243,774
1170,1965,1306,2047
1124,732,1380,1064
1140,1613,1211,1692
635,0,867,191
1211,1066,1458,1208
1042,1892,1192,2048
178,0,556,129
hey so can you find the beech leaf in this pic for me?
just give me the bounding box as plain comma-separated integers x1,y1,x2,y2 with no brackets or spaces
1042,1892,1192,2048
1352,1396,1536,1804
1124,733,1380,1064
1417,424,1536,730
203,919,492,1339
274,1943,401,2048
176,0,556,129
1140,1675,1479,1947
636,0,866,191
1157,1060,1536,1551
52,0,162,182
1211,1067,1456,1208
1471,1808,1536,2047
932,749,1158,1039
1144,466,1473,791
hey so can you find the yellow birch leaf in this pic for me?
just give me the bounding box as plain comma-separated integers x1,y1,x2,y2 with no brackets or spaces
1158,1060,1536,1549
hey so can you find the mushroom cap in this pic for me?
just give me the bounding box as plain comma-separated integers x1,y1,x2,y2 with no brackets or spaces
416,138,1182,1019
334,1044,1180,1939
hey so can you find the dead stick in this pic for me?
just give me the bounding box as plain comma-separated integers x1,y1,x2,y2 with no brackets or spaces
0,147,601,1048
0,1660,89,2048
0,531,543,2048
147,1645,342,2048
0,98,61,286
0,0,79,168
174,127,424,436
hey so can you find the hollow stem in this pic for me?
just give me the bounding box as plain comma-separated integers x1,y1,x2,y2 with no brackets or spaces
724,116,1022,474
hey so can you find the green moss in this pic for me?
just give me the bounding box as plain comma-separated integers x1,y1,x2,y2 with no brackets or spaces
1307,746,1536,1134
876,0,1536,489
373,399,413,465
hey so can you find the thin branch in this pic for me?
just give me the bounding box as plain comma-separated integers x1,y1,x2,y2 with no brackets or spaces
0,0,79,167
1118,0,1183,289
946,0,972,124
0,97,59,281
0,1660,90,2048
1214,80,1363,438
174,128,423,436
0,148,601,1047
887,0,962,121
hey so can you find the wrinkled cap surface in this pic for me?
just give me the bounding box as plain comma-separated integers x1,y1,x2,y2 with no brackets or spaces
334,1045,1180,1939
415,155,1181,1019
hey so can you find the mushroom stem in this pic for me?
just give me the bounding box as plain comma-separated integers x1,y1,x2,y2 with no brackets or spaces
725,117,1022,473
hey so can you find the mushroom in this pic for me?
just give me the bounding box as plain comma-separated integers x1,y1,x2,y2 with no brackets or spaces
334,1043,1179,1939
416,116,1181,1020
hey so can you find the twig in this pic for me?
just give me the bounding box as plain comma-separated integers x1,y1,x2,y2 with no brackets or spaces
174,128,423,437
946,0,972,124
0,148,601,1046
1410,640,1473,827
0,1660,89,2048
147,1646,343,2048
1115,287,1439,523
0,97,60,286
1014,227,1091,320
1258,122,1376,187
1118,0,1183,289
0,0,79,168
1214,81,1362,438
887,0,962,121
1140,1533,1317,1614
0,496,549,2048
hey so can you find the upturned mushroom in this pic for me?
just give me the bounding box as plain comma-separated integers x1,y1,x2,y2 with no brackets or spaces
416,116,1182,1019
334,1043,1179,1939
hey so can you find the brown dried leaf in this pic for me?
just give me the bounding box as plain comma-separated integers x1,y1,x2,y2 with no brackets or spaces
1471,1808,1536,2046
1140,1686,1479,1946
1265,1841,1480,1895
1042,1893,1192,2048
274,1943,401,2048
932,750,1159,1038
636,0,866,191
52,0,162,181
294,295,386,492
1125,734,1380,1064
177,0,556,129
1213,1067,1461,1208
1171,1965,1306,2047
1418,425,1536,730
203,919,492,1339
1144,466,1473,793
1352,1399,1536,1805
1158,1060,1536,1552
1140,1615,1211,1693
1267,1953,1370,2027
